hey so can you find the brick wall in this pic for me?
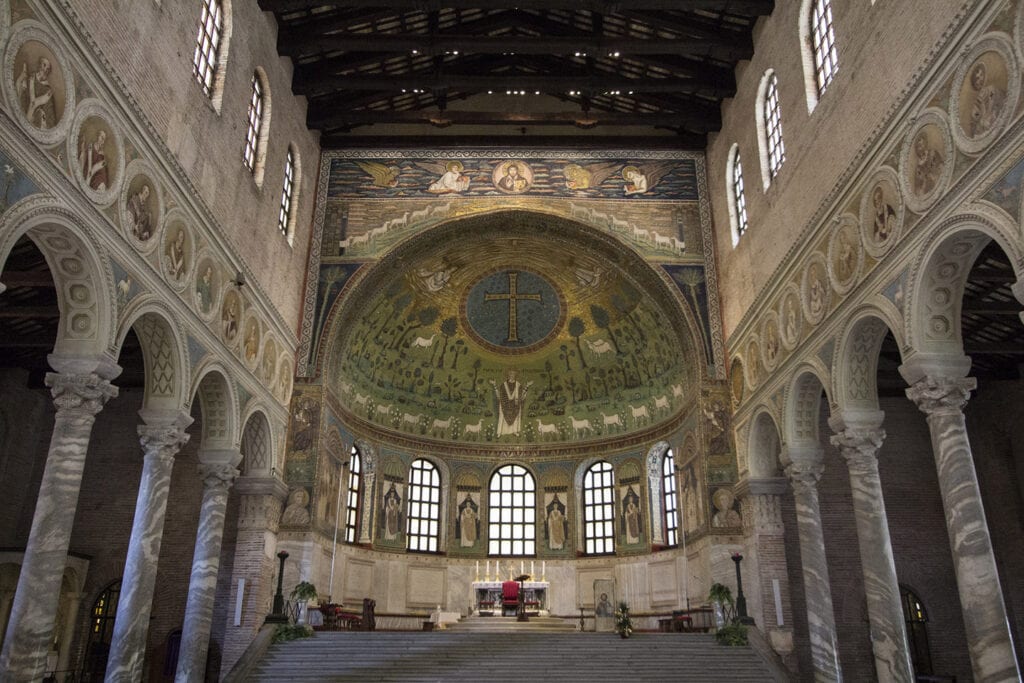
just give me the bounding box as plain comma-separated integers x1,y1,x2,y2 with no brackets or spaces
62,0,320,326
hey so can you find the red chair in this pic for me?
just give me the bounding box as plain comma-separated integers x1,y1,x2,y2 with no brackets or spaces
502,580,520,616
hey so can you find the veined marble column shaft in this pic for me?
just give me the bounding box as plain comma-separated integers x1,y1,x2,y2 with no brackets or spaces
786,459,843,683
906,376,1021,682
830,425,913,683
0,372,116,683
105,415,191,683
175,463,239,683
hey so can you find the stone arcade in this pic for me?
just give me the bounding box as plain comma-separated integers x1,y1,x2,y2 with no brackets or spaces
0,1,1022,682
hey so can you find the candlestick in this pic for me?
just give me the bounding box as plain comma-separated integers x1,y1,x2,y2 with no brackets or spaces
476,560,479,581
531,560,535,578
542,561,546,581
496,560,500,581
520,560,524,576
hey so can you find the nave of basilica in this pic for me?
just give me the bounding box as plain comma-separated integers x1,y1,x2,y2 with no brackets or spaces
0,0,1023,681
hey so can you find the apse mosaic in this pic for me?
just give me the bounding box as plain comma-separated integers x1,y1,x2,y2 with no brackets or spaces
327,212,700,447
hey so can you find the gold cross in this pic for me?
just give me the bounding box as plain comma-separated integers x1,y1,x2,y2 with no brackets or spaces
484,271,542,343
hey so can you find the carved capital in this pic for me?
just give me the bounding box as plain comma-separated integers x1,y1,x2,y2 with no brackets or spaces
199,463,240,492
830,427,885,474
138,423,191,464
46,372,118,417
905,375,976,416
785,460,823,496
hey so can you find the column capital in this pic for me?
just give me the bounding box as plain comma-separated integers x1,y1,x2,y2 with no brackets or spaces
138,413,192,464
235,475,289,500
905,375,977,417
45,371,118,416
199,463,240,492
785,460,823,495
830,426,885,474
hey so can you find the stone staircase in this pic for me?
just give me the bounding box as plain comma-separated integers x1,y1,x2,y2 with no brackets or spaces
445,614,577,632
250,627,781,682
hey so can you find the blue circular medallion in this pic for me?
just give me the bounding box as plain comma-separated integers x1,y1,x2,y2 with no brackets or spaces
462,269,564,354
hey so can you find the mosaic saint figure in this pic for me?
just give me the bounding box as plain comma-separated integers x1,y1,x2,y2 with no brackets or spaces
497,162,529,193
457,493,479,547
79,128,108,191
16,56,57,129
912,131,943,196
621,487,641,544
382,484,402,541
490,368,532,437
126,183,153,241
426,160,470,193
282,488,311,526
871,185,897,243
968,60,1006,138
622,166,648,195
546,494,567,550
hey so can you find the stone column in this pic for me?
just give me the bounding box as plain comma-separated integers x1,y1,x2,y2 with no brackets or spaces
358,448,376,545
175,461,240,682
736,477,793,656
0,368,117,683
905,375,1021,682
829,417,913,683
784,452,843,683
103,411,192,683
54,591,83,679
220,476,287,674
0,590,13,645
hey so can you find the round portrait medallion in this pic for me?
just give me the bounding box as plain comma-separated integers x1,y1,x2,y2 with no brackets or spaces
461,268,565,354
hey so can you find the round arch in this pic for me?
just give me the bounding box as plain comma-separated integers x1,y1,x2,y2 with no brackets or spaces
116,299,189,411
783,362,832,452
833,304,906,415
239,408,273,475
188,362,240,453
748,408,783,479
907,213,1024,359
0,197,116,360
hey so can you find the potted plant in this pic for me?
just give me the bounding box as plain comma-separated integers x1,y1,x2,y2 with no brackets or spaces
290,581,319,625
614,601,634,639
708,582,734,628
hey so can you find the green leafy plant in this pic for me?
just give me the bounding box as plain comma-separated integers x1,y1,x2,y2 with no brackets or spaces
273,623,314,643
614,601,634,638
714,621,749,646
290,581,319,602
708,582,733,607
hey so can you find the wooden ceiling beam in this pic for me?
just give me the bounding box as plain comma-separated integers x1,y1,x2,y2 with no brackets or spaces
0,271,55,288
309,107,718,131
262,0,773,15
319,132,706,149
297,73,733,98
0,306,60,319
279,32,749,61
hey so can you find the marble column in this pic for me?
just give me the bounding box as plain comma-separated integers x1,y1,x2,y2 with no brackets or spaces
784,453,843,683
54,591,83,679
829,418,913,683
0,590,13,645
220,476,287,674
0,369,117,683
105,411,192,683
906,375,1021,682
175,461,240,683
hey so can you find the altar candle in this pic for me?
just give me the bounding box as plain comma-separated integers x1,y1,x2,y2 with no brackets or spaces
486,560,490,580
542,561,545,578
531,560,535,577
476,561,479,579
521,561,524,576
496,560,500,579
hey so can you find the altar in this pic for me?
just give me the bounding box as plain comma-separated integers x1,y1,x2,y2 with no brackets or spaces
472,580,550,616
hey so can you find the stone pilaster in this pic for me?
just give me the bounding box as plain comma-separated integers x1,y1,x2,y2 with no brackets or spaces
906,375,1021,682
358,443,376,545
736,477,792,653
55,591,83,678
105,411,192,683
220,476,288,674
0,370,117,683
175,462,240,682
829,418,913,683
785,456,842,683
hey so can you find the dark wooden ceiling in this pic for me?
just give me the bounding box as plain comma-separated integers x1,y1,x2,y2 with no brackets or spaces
260,0,773,148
